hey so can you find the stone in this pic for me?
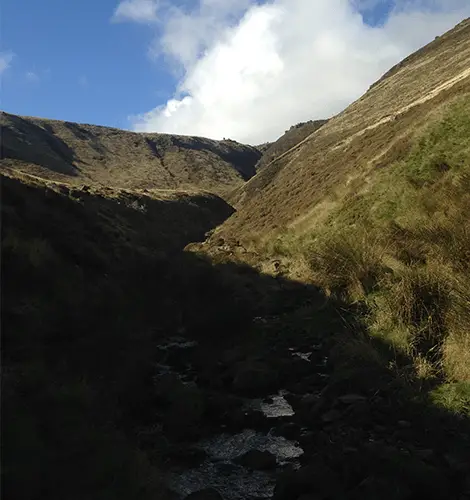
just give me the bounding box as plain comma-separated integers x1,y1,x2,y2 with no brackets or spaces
184,488,224,500
234,449,277,470
338,394,367,405
275,422,301,440
273,463,341,500
397,420,411,428
415,449,435,462
154,372,182,397
232,361,277,395
321,409,342,423
163,381,205,437
301,393,321,407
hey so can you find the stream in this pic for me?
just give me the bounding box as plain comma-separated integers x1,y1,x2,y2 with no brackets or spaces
154,336,327,499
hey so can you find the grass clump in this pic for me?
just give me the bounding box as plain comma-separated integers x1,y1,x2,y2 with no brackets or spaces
430,382,470,416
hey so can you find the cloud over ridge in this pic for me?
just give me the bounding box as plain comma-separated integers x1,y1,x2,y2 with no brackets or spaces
117,0,470,144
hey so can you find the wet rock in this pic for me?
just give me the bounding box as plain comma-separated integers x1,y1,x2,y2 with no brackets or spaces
397,420,411,429
275,422,301,440
337,394,367,405
356,442,450,498
301,393,321,407
290,358,313,377
350,476,412,500
184,488,224,500
415,449,435,462
232,361,278,395
163,382,205,437
298,431,316,449
228,408,269,431
166,446,208,468
321,409,342,423
234,449,277,470
374,425,387,434
273,463,342,500
205,393,242,424
345,400,372,426
154,372,182,397
444,453,469,473
217,462,238,475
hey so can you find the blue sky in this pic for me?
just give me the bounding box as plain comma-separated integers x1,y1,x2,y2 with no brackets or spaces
1,0,175,129
1,0,468,142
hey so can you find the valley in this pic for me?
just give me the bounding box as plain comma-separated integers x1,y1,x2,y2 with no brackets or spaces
2,17,470,500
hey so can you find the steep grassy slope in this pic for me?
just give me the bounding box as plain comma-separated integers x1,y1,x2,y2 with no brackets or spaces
215,18,470,232
0,112,262,197
256,120,328,171
202,19,470,411
230,120,327,206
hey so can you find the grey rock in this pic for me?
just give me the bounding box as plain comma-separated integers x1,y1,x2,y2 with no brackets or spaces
184,488,224,500
234,449,277,470
232,361,277,395
321,409,342,423
338,393,367,405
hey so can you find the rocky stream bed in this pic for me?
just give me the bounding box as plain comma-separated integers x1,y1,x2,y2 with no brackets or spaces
141,319,470,500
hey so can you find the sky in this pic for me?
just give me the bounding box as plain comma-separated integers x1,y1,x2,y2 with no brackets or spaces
1,0,469,144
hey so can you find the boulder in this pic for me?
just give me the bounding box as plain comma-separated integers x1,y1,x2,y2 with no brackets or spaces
163,381,205,437
321,409,342,423
232,361,277,395
184,488,224,500
273,463,341,500
337,394,367,405
234,449,277,470
274,422,301,440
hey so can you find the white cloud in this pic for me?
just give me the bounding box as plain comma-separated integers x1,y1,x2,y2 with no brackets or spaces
0,51,14,76
113,0,160,23
128,0,470,144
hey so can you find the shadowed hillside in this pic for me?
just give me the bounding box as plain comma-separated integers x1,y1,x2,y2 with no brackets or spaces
0,112,262,197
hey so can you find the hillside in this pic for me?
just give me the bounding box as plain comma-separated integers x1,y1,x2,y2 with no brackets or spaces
4,16,470,500
229,119,327,206
214,18,470,230
256,120,328,171
200,18,470,416
0,112,262,197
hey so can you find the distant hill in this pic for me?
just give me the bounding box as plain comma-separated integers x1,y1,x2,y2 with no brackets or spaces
0,112,262,197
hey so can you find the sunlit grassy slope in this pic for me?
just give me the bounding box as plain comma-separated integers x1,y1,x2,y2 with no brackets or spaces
202,19,470,414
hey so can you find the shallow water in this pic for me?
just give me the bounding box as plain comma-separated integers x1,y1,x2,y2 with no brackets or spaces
161,340,315,499
169,429,303,499
250,390,295,418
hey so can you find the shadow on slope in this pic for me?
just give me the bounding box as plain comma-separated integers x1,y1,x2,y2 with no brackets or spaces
1,113,80,175
1,173,469,500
